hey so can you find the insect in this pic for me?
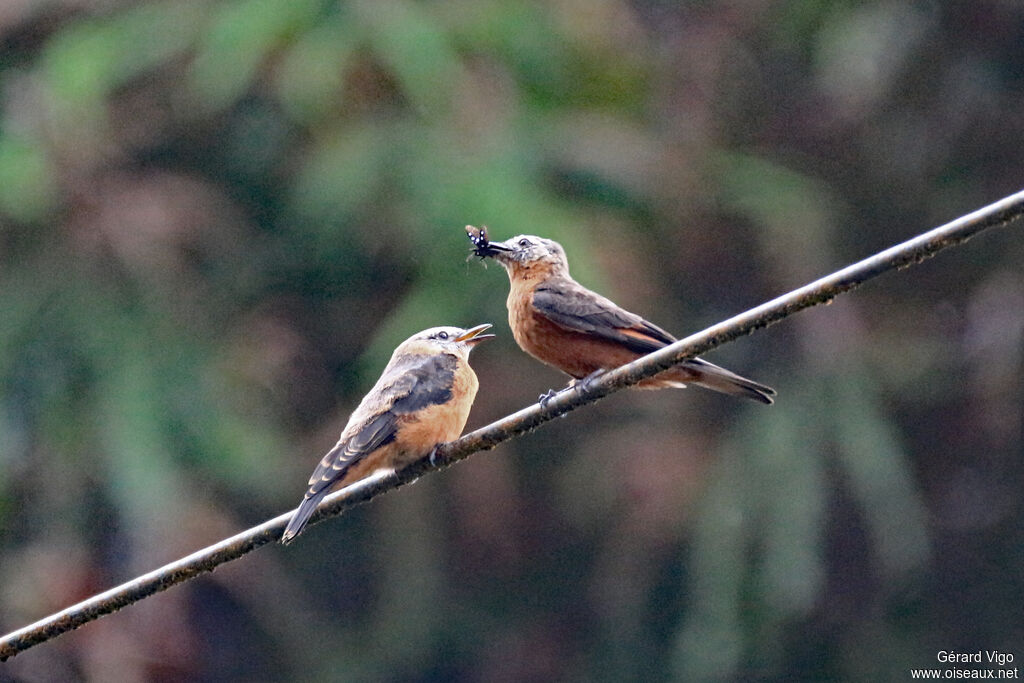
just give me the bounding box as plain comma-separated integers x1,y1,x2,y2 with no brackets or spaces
466,225,497,259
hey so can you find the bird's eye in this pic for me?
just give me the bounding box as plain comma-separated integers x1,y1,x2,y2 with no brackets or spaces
518,238,531,247
436,331,449,340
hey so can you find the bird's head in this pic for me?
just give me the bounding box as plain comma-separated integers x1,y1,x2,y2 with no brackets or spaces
467,227,570,280
396,324,495,361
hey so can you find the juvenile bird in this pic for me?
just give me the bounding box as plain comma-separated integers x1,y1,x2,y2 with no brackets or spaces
467,227,775,404
281,323,494,544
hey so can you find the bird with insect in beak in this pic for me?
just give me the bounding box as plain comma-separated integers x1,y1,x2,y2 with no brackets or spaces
466,226,775,404
281,323,495,544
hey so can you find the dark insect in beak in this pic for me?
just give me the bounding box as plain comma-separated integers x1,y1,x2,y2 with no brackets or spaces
465,225,509,259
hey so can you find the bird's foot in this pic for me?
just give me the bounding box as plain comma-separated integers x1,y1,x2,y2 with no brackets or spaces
428,447,440,467
573,369,606,394
538,388,560,408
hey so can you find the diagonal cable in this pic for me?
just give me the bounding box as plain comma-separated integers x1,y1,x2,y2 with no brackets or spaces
2,188,1022,661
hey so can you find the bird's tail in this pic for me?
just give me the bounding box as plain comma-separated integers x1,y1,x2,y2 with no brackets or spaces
667,358,776,404
281,489,328,545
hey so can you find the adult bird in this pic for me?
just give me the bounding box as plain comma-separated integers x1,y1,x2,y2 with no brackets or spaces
467,227,774,404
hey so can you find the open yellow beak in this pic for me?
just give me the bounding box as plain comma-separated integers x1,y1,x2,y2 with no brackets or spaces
455,323,495,345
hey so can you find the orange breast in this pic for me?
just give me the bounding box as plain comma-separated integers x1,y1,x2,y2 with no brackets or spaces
395,360,479,452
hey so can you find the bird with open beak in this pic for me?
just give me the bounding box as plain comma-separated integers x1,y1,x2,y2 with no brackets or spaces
466,225,775,404
282,323,494,544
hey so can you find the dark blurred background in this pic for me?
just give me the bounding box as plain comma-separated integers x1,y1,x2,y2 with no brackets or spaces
1,1,1022,680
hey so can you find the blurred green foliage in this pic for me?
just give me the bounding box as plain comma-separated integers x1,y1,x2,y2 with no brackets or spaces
1,0,1022,680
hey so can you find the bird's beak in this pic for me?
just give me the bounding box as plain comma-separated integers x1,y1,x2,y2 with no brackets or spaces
466,225,512,259
455,323,495,345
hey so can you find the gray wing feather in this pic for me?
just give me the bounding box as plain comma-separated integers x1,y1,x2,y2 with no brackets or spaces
533,283,676,353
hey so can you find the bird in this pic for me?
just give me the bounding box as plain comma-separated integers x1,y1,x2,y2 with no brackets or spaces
466,226,775,404
281,323,494,544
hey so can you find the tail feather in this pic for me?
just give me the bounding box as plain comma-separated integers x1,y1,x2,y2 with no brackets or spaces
281,489,328,545
679,358,776,404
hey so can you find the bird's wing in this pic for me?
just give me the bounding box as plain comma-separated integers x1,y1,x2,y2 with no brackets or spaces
281,406,399,544
532,281,677,354
303,353,457,496
305,412,397,488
